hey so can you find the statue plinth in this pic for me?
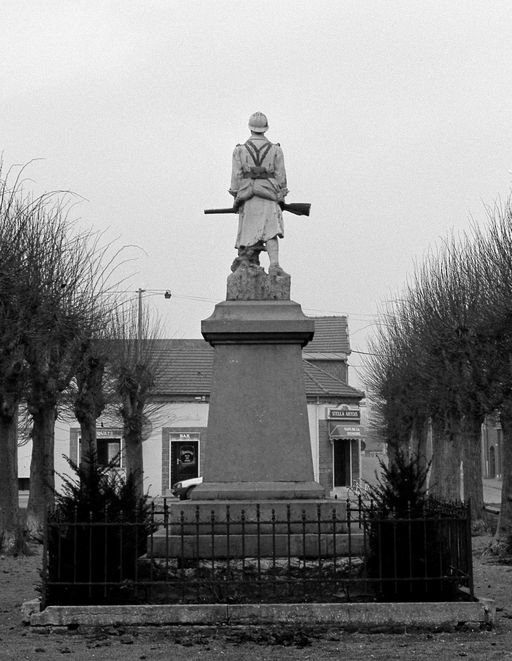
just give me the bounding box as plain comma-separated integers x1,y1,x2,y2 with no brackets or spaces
192,297,324,500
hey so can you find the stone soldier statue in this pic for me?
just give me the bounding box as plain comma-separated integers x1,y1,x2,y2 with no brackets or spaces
229,112,288,273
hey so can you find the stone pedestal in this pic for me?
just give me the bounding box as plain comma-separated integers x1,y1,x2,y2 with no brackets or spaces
191,299,324,500
149,500,364,559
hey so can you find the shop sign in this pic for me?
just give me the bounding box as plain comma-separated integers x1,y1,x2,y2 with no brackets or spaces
329,423,361,439
170,433,200,442
328,408,360,421
96,428,122,438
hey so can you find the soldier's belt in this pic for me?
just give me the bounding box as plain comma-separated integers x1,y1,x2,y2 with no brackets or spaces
241,172,273,179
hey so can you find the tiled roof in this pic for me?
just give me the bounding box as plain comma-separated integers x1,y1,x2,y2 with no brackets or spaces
152,339,213,395
303,361,363,398
305,316,351,354
148,317,362,400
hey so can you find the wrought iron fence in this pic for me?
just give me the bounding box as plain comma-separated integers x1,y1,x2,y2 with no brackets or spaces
41,497,473,608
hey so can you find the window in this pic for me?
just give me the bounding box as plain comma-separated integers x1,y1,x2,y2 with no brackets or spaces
76,434,123,468
97,438,121,467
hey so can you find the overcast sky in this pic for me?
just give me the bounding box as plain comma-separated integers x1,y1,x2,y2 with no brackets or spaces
3,1,512,388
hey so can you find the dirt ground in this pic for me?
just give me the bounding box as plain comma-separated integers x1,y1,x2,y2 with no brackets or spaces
1,535,512,661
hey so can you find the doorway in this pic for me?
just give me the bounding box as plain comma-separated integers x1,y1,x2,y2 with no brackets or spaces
170,438,199,487
333,439,351,487
489,445,496,479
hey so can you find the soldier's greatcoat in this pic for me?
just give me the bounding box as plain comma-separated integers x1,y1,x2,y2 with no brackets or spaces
229,136,288,249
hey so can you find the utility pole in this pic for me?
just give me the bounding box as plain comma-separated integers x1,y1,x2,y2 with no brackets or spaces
137,288,145,362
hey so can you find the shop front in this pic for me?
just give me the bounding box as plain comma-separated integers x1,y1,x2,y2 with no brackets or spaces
328,408,362,490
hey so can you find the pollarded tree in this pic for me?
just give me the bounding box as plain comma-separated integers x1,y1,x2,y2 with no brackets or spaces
473,198,512,554
0,166,88,548
109,298,163,500
0,163,128,541
0,166,35,552
366,231,498,521
420,240,490,514
402,235,502,519
366,299,431,465
72,338,108,468
20,202,121,536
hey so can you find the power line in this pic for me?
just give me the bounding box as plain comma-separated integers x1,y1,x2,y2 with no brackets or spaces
107,288,389,321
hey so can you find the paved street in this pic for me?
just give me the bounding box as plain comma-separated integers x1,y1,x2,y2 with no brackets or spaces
483,478,502,506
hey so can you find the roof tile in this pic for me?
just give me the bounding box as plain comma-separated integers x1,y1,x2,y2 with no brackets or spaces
147,317,361,399
306,316,351,354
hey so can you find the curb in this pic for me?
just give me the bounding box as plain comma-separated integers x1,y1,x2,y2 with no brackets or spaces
23,597,495,629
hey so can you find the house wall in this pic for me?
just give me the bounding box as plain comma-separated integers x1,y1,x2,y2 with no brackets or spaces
18,399,362,499
143,402,209,495
307,403,320,479
18,417,76,492
318,419,332,490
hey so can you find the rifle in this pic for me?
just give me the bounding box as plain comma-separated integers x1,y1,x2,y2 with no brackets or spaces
204,202,311,217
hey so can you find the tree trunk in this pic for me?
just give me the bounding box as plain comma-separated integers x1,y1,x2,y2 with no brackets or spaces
123,416,144,500
26,407,56,538
0,412,20,553
411,417,429,472
430,417,461,501
461,415,486,530
74,349,106,471
78,416,97,468
492,404,512,557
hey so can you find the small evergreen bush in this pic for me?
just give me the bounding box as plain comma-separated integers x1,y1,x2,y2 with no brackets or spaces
363,451,461,601
365,449,430,516
44,453,153,605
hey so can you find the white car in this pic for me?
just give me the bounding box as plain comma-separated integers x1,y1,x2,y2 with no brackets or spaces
171,476,203,500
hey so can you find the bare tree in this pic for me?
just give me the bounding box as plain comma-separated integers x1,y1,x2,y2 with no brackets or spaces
72,338,109,468
473,199,512,554
0,166,33,551
109,298,163,500
8,190,124,536
365,294,432,466
366,232,496,524
0,166,87,542
0,162,139,543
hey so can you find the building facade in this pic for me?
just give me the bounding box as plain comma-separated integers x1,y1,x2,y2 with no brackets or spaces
18,316,364,498
482,413,502,479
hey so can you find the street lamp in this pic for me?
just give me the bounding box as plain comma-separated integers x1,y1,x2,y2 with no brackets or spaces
136,288,172,360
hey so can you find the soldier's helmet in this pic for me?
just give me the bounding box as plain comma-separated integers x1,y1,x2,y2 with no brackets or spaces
248,112,269,133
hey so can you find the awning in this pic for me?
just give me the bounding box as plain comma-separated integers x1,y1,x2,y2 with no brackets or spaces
328,422,361,440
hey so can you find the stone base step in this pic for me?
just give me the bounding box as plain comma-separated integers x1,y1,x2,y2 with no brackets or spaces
147,500,364,559
148,531,364,559
191,481,325,500
151,499,354,534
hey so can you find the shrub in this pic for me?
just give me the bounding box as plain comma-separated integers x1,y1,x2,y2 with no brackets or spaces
44,453,153,605
363,451,464,601
365,450,430,516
